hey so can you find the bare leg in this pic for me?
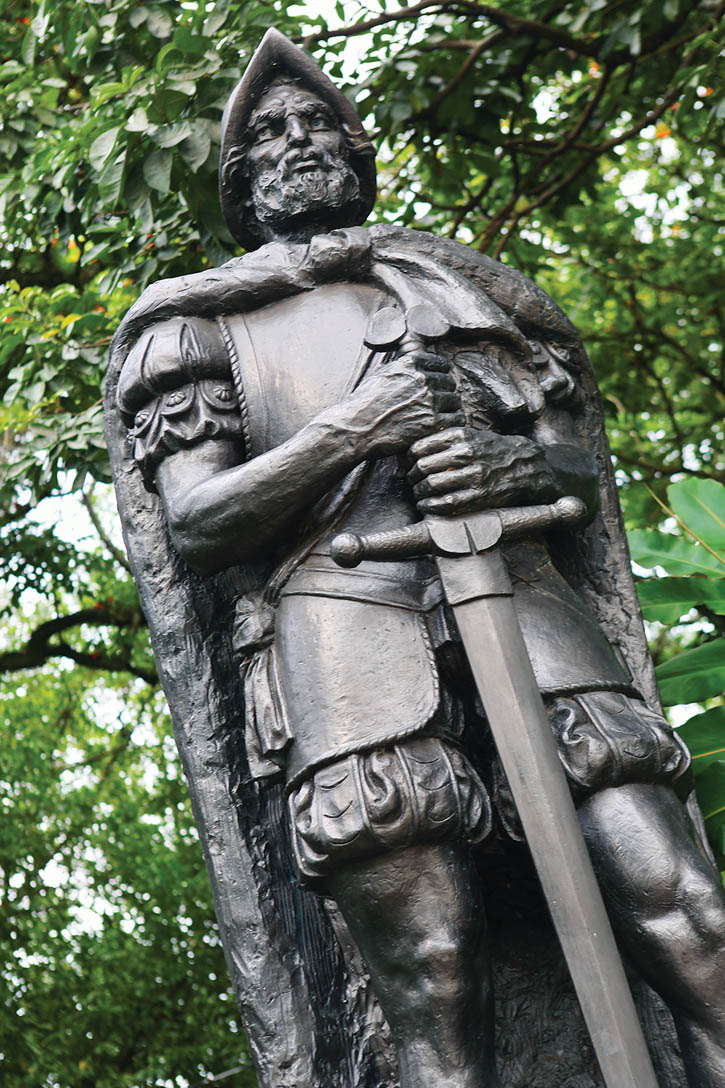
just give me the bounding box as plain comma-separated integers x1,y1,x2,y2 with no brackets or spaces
323,843,498,1088
579,783,725,1087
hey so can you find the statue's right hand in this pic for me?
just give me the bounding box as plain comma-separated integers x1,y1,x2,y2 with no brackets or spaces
339,349,464,458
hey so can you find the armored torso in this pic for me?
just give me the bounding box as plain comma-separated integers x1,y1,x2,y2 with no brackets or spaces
117,279,635,784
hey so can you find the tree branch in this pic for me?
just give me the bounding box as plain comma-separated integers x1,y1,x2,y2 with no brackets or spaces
82,484,131,572
0,605,156,683
489,74,685,256
298,2,449,46
412,29,504,122
299,0,713,70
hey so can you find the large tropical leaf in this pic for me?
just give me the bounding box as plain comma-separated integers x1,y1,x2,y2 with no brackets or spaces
668,479,725,557
637,575,725,623
691,759,725,869
628,529,723,577
656,640,725,705
677,706,725,775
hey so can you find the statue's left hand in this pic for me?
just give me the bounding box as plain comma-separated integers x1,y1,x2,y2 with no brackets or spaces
306,227,372,281
408,426,558,515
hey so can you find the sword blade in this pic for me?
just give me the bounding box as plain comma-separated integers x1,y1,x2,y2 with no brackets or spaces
449,587,659,1088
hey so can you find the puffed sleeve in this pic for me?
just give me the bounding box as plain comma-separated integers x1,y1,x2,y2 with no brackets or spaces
117,317,242,487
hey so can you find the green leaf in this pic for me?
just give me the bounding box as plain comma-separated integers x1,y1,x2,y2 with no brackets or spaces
154,121,193,149
628,529,723,577
93,81,127,107
203,2,229,36
98,149,127,207
696,759,725,819
668,479,725,558
89,127,121,171
128,6,148,29
694,760,725,868
179,129,211,171
0,61,25,80
637,576,725,623
677,706,725,774
167,78,196,97
172,27,211,56
143,149,171,193
21,27,36,67
126,107,150,133
656,640,725,705
147,7,173,38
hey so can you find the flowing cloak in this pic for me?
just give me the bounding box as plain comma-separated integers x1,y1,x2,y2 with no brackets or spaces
105,224,696,1087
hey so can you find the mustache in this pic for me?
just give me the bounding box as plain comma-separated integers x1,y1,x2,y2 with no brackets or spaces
278,147,341,180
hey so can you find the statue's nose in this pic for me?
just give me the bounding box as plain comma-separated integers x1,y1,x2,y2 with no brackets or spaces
542,357,575,400
286,115,309,146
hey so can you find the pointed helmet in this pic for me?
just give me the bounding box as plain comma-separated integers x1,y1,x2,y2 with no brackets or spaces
219,29,377,250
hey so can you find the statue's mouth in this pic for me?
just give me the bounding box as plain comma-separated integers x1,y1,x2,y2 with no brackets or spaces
296,162,324,175
285,154,327,177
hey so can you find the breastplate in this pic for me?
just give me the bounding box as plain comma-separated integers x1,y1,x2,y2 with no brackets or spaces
226,283,636,706
225,282,386,456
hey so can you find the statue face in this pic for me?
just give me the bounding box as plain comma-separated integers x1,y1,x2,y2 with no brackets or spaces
245,82,360,231
530,339,577,405
247,84,344,175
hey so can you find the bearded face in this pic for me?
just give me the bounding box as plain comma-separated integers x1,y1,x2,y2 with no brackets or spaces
250,148,361,225
244,82,361,230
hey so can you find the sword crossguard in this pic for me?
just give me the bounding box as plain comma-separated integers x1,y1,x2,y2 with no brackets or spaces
330,496,587,568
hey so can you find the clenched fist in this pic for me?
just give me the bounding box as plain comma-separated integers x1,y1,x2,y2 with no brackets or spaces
408,427,560,514
336,350,464,459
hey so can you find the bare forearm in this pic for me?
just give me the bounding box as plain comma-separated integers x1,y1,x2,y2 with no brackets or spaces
156,346,461,574
157,412,366,574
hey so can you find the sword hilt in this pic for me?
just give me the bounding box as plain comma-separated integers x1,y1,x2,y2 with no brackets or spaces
365,303,450,354
330,496,587,568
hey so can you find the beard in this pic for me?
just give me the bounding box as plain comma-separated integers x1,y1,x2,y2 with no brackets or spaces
249,149,361,227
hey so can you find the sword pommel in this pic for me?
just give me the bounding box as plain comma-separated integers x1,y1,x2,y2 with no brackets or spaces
329,533,365,568
554,495,588,524
497,495,588,540
330,523,432,567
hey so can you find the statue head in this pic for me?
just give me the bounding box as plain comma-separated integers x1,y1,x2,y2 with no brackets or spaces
220,30,377,250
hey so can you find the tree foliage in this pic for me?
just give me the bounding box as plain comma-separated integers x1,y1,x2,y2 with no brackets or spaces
1,1,723,1084
1,665,254,1087
630,478,725,867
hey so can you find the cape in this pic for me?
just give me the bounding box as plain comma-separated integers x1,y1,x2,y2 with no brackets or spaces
105,224,694,1087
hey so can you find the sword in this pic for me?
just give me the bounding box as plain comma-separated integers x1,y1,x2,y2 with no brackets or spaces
330,307,660,1088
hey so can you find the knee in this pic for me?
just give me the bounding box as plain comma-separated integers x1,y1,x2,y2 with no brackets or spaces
677,872,725,949
394,921,488,1014
649,873,725,1023
642,865,725,960
413,934,470,1005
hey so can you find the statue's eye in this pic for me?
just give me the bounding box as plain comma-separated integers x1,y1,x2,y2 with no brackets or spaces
529,341,547,366
255,119,284,142
215,386,232,401
308,112,330,130
134,410,149,427
165,390,186,407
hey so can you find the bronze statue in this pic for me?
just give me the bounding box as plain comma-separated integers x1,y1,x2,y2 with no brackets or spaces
105,29,725,1088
